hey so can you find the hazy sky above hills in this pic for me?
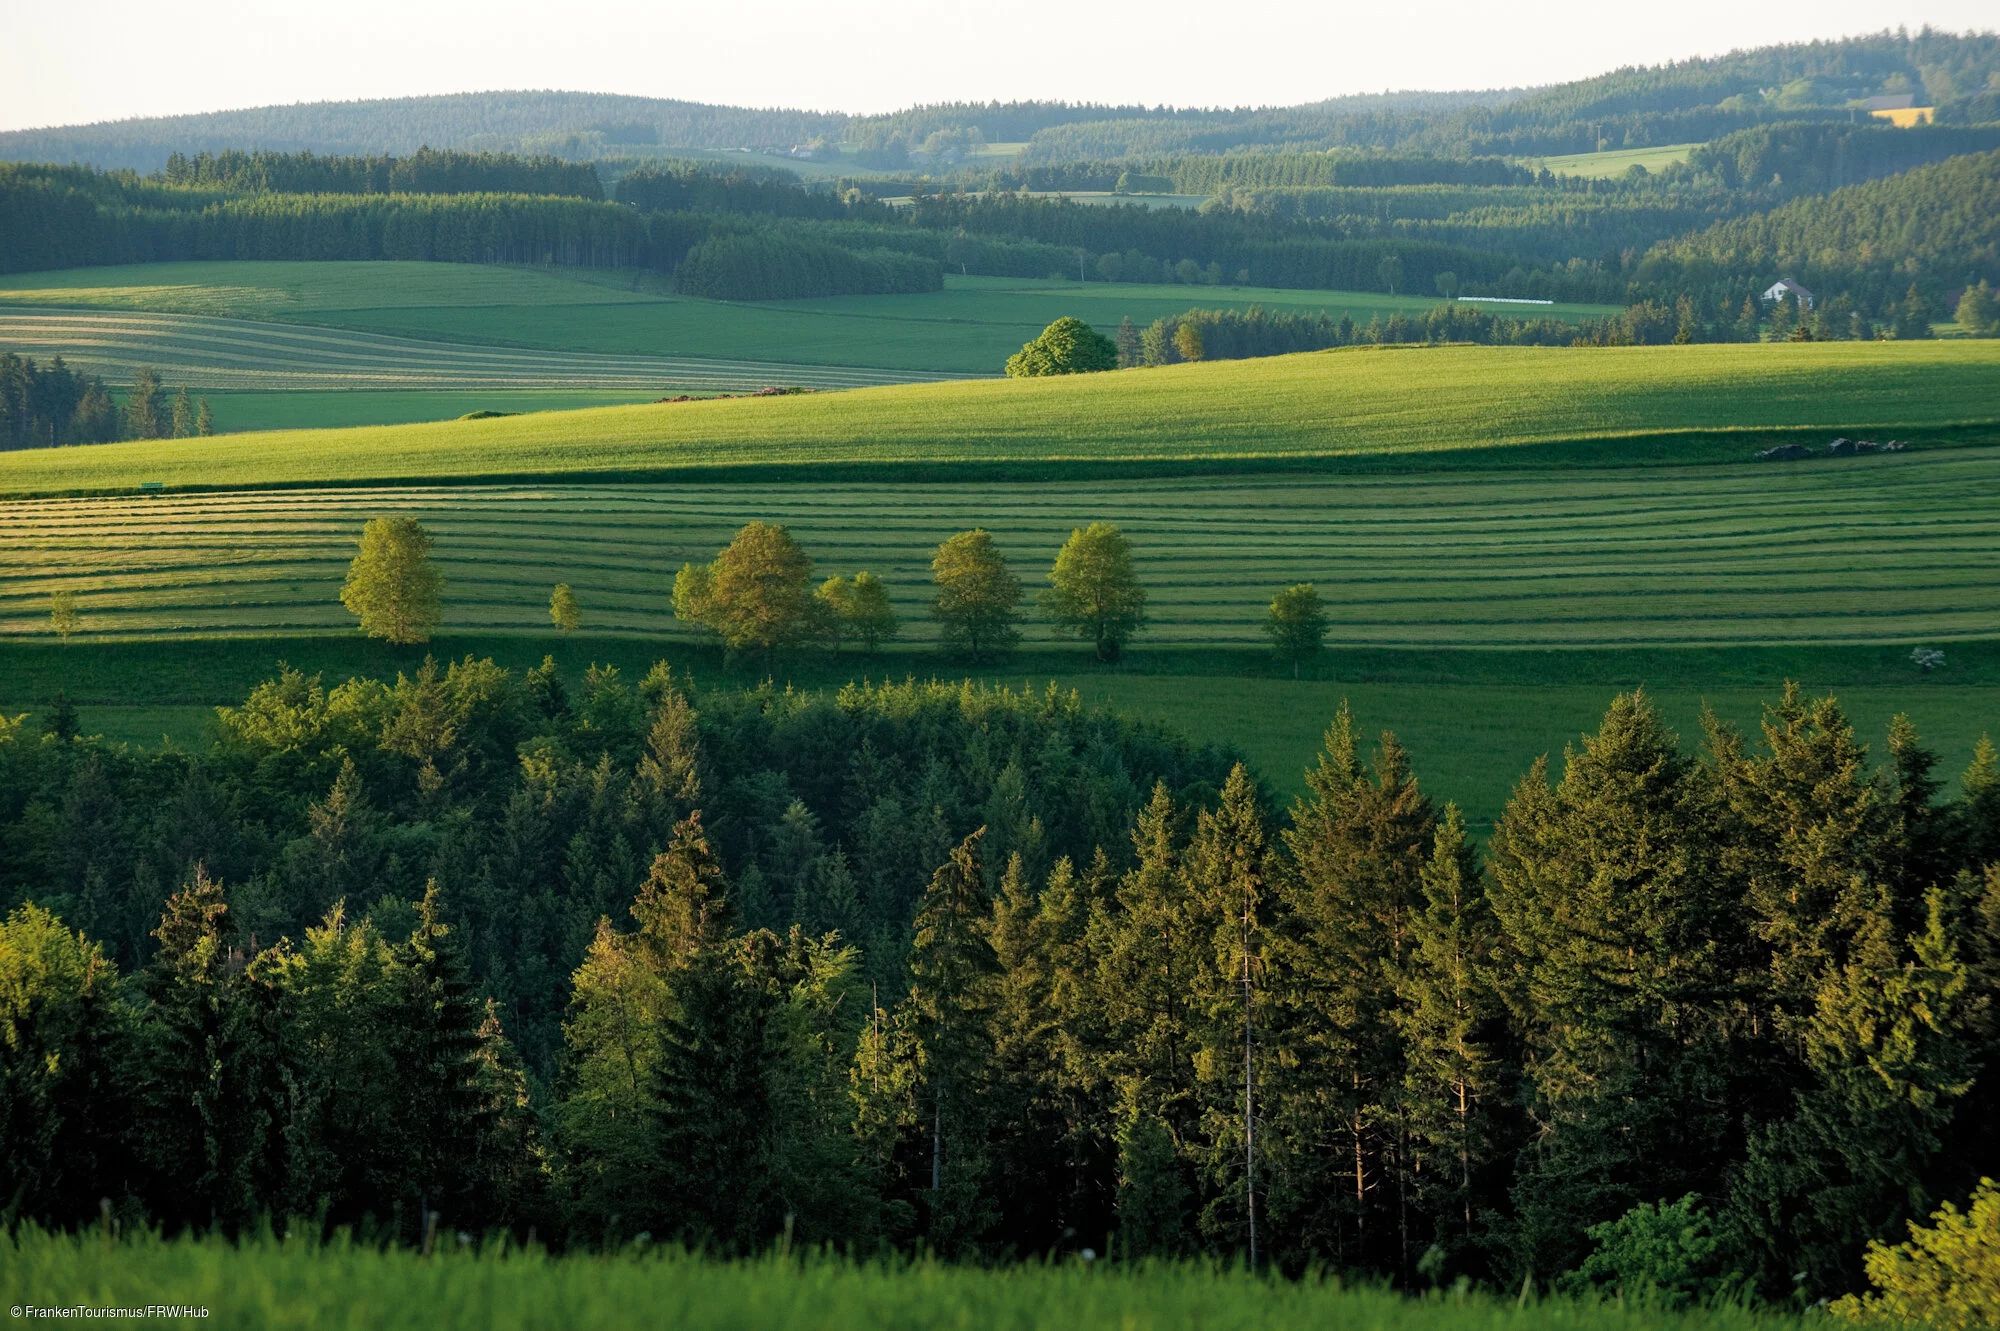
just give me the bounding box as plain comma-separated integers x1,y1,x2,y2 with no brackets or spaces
4,0,1994,132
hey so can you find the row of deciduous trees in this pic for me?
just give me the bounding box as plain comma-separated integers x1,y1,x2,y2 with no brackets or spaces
4,669,1995,1307
673,520,1149,663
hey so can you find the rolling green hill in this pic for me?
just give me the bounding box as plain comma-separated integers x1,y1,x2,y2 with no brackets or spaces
0,263,1617,379
1,340,1992,494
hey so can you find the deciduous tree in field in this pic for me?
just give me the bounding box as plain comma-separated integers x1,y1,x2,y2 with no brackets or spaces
48,590,80,642
340,516,443,645
1267,583,1327,678
673,521,817,665
1957,280,1998,336
1043,523,1146,663
1005,317,1118,377
932,529,1021,662
819,572,900,652
549,583,580,634
1172,321,1204,362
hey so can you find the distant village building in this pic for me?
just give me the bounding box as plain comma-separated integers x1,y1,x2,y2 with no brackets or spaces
1762,278,1816,308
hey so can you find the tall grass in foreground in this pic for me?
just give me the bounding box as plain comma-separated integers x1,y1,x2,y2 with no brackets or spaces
3,1228,1790,1331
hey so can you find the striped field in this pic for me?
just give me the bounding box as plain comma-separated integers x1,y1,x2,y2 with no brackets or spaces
0,307,960,394
5,448,1995,648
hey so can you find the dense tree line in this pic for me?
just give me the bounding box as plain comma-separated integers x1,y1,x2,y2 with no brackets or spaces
0,354,122,448
616,164,883,220
3,671,1996,1305
154,148,604,199
0,91,850,173
1678,120,2000,198
0,356,209,449
673,232,941,300
0,173,654,274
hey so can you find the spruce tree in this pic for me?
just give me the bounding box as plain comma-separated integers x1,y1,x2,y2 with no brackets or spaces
1487,691,1738,1279
1391,805,1496,1270
393,881,494,1232
137,867,272,1230
1270,710,1437,1271
0,904,136,1226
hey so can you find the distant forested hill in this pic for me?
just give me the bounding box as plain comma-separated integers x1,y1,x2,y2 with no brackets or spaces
8,29,1996,175
0,92,848,172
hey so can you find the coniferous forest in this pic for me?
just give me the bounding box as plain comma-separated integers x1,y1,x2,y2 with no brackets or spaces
5,657,1996,1303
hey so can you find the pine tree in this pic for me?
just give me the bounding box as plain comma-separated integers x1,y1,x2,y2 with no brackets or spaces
1390,805,1496,1269
171,387,195,439
393,881,495,1232
1271,710,1436,1271
1181,763,1270,1260
126,366,164,439
1487,691,1739,1279
195,397,214,436
1116,315,1141,368
0,904,136,1227
136,867,272,1230
1732,891,1975,1298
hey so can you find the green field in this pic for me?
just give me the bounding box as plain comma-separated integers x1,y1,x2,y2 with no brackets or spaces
7,452,1997,647
0,307,949,396
5,1228,1785,1331
0,263,1620,380
3,340,1993,494
193,390,663,433
1527,142,1701,177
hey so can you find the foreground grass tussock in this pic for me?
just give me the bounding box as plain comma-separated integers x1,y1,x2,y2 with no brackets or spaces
0,340,1994,494
5,1229,1788,1331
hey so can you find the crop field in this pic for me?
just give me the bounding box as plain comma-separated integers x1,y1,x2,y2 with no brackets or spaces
194,390,665,433
0,307,951,395
2,339,1993,494
5,449,1996,653
7,1228,1786,1331
0,263,1620,378
1526,142,1701,177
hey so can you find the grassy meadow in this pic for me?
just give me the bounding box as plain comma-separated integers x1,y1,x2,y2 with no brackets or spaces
0,307,944,395
0,262,1620,379
3,339,1994,493
6,453,1997,646
1526,142,1702,177
5,1229,1790,1331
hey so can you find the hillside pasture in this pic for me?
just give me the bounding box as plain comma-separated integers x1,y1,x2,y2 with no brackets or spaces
1527,142,1701,177
0,307,950,396
5,450,1996,651
1,340,1993,494
0,263,1621,377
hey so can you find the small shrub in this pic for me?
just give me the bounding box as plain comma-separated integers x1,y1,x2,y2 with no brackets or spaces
1561,1195,1746,1309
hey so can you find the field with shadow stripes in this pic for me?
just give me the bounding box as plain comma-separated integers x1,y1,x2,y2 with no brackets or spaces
5,449,1994,648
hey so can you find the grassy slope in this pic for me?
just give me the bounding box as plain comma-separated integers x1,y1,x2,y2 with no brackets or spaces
9,1230,1786,1331
201,390,664,433
1528,142,1701,177
0,264,1620,376
4,340,1995,494
7,453,1998,646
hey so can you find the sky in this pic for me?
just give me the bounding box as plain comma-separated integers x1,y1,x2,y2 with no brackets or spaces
3,0,1995,132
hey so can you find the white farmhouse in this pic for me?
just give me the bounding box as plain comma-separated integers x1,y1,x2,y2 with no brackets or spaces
1760,278,1816,309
